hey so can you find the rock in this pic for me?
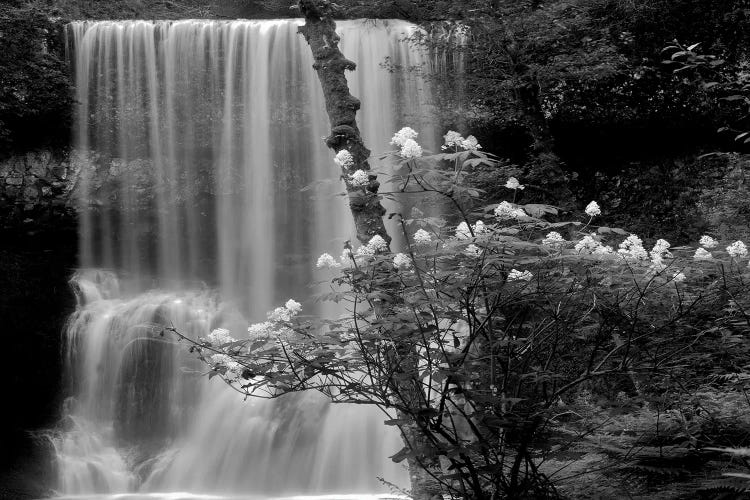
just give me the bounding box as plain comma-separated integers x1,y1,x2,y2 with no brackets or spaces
51,165,67,180
29,162,47,178
0,161,11,178
23,186,39,201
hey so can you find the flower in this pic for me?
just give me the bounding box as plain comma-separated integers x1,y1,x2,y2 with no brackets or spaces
574,234,602,254
334,149,354,169
210,354,243,381
390,127,419,147
542,231,565,247
494,201,526,220
618,234,648,261
461,135,481,151
473,220,487,234
225,361,244,381
355,244,375,257
399,139,423,159
247,321,273,340
593,245,614,256
367,235,388,252
207,328,235,345
727,240,748,259
455,221,471,240
699,235,719,249
505,177,524,190
508,269,533,282
285,299,302,315
393,253,412,269
649,239,672,266
209,354,244,381
693,248,713,261
585,201,601,217
672,272,686,283
465,244,482,257
267,299,302,323
442,130,464,150
413,229,432,245
316,253,341,269
268,307,291,322
349,169,369,187
210,353,233,367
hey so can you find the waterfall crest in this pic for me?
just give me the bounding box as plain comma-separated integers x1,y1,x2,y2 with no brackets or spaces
56,19,438,496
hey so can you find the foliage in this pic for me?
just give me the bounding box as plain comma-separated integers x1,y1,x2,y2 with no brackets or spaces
0,3,72,154
170,130,750,499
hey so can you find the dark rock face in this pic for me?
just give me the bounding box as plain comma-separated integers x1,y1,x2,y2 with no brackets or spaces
0,152,78,497
0,149,78,230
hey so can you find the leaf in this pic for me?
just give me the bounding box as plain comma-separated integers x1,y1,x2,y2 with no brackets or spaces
687,42,701,51
522,203,559,217
670,50,691,60
383,418,410,426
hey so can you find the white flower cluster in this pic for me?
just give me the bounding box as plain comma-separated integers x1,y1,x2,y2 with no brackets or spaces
317,248,359,269
465,244,482,257
508,269,533,282
461,135,481,151
349,169,369,187
693,248,713,261
391,127,418,147
210,353,243,381
400,139,423,159
267,299,303,323
542,231,565,247
585,201,601,217
317,253,341,269
440,130,482,151
393,252,412,270
494,201,526,220
727,240,748,259
617,234,648,261
355,234,389,258
505,177,524,190
247,321,273,340
413,229,432,245
649,239,672,267
207,328,235,345
442,130,464,150
575,234,601,254
334,149,354,169
455,221,471,240
455,220,487,240
573,234,613,256
699,235,718,249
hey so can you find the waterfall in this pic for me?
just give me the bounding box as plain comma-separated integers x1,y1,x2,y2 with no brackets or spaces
54,19,440,497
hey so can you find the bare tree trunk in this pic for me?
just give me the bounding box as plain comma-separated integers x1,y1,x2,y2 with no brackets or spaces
297,2,442,498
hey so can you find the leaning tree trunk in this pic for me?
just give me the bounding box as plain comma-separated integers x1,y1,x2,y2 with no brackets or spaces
297,0,389,246
297,2,442,498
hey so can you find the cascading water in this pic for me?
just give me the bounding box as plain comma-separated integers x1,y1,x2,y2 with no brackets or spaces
54,19,440,497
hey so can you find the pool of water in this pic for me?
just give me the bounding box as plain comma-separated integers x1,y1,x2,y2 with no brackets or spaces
50,494,407,500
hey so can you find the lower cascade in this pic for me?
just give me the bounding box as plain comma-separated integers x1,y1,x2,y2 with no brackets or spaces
52,270,405,495
52,18,443,496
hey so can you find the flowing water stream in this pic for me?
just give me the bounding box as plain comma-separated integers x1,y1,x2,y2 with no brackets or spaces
51,19,444,498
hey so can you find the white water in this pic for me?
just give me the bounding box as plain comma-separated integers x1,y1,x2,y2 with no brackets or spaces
54,19,440,497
